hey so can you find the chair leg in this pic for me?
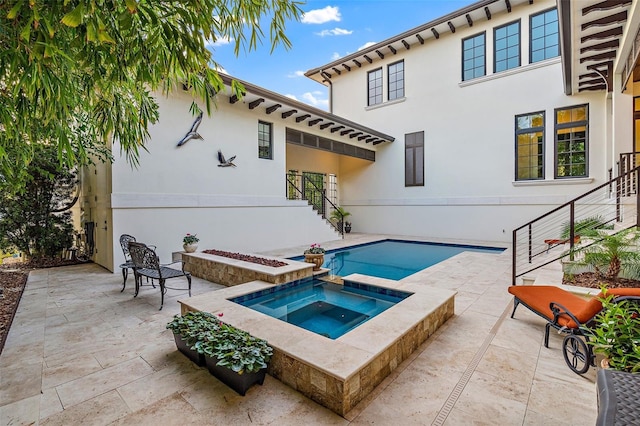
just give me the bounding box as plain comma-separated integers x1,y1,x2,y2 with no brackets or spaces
159,279,166,310
510,298,520,318
134,273,140,297
544,323,551,348
187,275,192,297
121,268,128,292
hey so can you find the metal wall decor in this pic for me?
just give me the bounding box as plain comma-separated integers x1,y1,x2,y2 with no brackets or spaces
217,150,236,167
176,112,203,146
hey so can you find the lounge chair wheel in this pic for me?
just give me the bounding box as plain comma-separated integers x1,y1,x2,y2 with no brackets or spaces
562,335,591,375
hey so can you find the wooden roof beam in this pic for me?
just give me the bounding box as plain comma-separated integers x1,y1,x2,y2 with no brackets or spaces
341,129,354,136
331,125,344,133
350,132,363,139
353,59,361,68
466,14,473,27
229,95,240,104
583,0,632,15
448,21,456,33
363,55,373,64
266,103,281,114
282,109,297,119
296,114,311,123
248,98,264,109
580,39,619,54
402,40,410,50
388,45,397,54
505,0,512,12
320,122,334,129
581,26,623,43
582,11,627,30
485,6,492,20
416,34,424,44
308,118,323,126
342,63,351,72
375,50,384,59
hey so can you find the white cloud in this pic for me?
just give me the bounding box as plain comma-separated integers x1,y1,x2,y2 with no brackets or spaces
302,6,341,24
358,41,377,51
287,71,305,78
331,52,340,61
285,94,298,101
301,92,328,108
205,36,232,48
315,28,353,37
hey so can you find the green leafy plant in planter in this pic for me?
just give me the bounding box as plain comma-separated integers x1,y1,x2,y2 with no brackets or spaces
586,287,640,372
167,311,273,395
560,215,613,239
166,311,220,366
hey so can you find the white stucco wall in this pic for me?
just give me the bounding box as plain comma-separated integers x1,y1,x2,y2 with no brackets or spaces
324,0,617,244
108,89,339,269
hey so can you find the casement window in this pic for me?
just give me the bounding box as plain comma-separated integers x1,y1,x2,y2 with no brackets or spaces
530,8,559,63
555,105,588,178
258,121,273,159
368,68,383,106
405,131,424,187
494,21,520,72
515,112,545,181
462,33,486,81
388,60,404,101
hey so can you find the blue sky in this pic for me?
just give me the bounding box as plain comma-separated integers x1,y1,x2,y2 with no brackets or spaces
208,1,472,110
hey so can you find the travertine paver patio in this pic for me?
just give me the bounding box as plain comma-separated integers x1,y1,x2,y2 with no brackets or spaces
0,235,597,425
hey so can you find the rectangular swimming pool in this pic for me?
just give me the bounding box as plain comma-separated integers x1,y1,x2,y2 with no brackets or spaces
230,278,412,339
293,239,504,280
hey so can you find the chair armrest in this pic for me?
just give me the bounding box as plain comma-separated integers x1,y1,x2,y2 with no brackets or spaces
549,301,584,329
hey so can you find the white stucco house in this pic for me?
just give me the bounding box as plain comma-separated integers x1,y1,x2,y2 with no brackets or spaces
81,0,640,273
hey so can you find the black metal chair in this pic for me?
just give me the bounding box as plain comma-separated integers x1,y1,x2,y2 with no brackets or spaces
119,234,137,292
128,241,192,310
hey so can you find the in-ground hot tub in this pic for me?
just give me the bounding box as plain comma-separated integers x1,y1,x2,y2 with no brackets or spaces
179,274,455,416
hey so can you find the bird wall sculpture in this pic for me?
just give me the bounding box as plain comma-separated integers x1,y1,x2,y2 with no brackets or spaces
176,112,203,147
217,150,237,167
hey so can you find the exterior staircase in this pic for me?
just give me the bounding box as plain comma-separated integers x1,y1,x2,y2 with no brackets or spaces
512,155,640,285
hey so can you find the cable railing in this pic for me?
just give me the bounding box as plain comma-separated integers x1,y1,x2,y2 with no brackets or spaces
512,164,640,285
286,173,343,236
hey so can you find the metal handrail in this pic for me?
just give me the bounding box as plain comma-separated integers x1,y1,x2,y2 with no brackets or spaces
512,163,640,285
286,173,343,236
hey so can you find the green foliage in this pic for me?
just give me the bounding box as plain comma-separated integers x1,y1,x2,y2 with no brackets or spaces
580,228,640,280
587,288,640,373
0,1,303,189
560,215,612,239
0,145,76,258
330,206,351,223
167,311,273,374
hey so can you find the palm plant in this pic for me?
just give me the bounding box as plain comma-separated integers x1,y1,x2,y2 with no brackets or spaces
330,207,351,233
580,227,640,280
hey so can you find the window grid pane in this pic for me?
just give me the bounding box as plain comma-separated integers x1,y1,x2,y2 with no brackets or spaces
555,105,588,178
388,61,404,101
515,112,544,180
462,33,485,81
530,9,559,63
495,22,520,72
405,131,425,186
368,68,383,106
258,121,272,159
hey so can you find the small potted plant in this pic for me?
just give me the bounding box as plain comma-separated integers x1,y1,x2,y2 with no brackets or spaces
303,243,325,271
587,288,640,372
183,233,199,253
330,206,351,233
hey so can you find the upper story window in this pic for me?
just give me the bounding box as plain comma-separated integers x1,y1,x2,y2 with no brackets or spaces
555,105,588,178
462,32,486,81
515,112,544,181
258,121,272,159
388,61,404,101
405,131,424,187
368,68,383,106
530,8,559,63
494,21,520,72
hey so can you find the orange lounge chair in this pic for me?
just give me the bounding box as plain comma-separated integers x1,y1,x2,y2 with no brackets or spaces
508,285,640,374
543,235,580,252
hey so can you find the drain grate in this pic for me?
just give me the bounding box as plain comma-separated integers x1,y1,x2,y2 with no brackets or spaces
431,301,513,425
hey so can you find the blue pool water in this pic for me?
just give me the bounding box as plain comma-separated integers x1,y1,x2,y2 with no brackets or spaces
295,239,504,280
230,278,412,339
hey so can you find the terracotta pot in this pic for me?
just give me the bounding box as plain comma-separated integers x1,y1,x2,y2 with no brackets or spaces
304,253,324,271
183,243,198,253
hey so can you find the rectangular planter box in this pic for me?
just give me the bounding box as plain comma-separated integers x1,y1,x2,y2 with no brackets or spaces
205,355,267,396
173,333,205,366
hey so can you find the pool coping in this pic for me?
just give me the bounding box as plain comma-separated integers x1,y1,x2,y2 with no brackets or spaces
179,273,456,416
